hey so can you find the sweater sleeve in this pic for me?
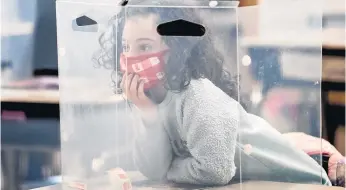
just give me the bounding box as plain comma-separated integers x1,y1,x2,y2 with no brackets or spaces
166,85,240,185
132,107,173,180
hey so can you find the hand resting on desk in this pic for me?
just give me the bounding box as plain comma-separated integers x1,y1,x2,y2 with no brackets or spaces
284,132,345,187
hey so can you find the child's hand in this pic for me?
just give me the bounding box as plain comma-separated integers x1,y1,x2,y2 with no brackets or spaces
121,73,156,111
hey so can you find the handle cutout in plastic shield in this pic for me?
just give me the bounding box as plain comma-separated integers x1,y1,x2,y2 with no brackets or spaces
72,15,98,32
157,20,206,37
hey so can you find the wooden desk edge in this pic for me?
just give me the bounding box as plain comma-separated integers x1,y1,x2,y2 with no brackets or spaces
1,89,124,104
1,97,124,104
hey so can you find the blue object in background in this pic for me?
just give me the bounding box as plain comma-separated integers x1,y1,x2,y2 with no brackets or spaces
32,0,58,71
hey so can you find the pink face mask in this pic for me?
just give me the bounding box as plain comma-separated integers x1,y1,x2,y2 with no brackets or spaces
120,50,168,89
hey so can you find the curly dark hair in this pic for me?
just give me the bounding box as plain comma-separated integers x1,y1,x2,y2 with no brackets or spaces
93,2,242,103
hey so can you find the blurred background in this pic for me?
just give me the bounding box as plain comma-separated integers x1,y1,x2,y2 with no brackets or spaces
0,0,345,189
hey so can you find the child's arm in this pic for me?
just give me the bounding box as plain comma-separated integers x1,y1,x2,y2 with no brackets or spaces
132,108,173,181
166,90,239,185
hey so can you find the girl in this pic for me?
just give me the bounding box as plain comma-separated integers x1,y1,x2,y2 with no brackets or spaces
95,1,330,186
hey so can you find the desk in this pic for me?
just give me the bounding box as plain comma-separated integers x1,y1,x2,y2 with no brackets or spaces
1,89,59,104
1,22,34,37
1,88,60,190
1,88,124,104
31,181,344,190
26,171,346,190
224,182,344,190
1,86,124,190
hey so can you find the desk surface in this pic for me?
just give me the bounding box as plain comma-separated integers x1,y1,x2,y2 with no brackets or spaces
228,182,343,190
0,88,124,104
30,171,345,190
1,77,125,104
32,181,344,190
1,89,60,104
1,22,34,37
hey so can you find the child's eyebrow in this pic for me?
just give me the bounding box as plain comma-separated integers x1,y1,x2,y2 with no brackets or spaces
136,38,155,42
121,38,155,44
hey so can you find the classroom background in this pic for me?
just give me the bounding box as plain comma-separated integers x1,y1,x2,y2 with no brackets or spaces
1,0,345,189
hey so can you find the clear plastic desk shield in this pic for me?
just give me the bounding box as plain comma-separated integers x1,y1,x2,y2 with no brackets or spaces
238,0,330,187
54,0,330,189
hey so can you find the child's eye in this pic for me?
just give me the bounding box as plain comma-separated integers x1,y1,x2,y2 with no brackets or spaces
122,44,130,52
139,44,152,52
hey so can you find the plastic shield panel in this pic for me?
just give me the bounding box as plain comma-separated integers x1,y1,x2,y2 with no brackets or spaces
238,0,332,187
57,0,242,189
55,0,333,189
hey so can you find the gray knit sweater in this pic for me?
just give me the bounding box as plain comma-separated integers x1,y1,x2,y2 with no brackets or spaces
133,78,238,185
132,78,329,186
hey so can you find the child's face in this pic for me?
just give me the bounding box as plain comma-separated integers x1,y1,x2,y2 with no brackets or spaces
122,14,168,57
120,14,169,90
